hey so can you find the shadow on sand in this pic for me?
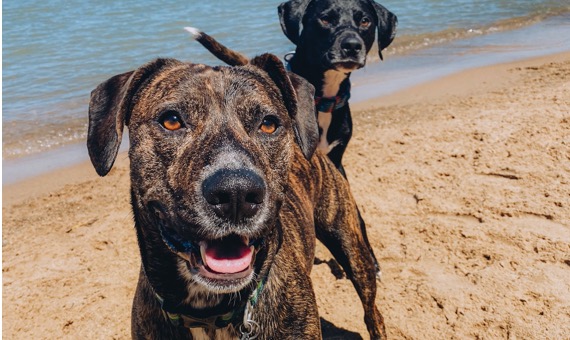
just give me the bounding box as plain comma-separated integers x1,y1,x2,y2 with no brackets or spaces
321,318,363,339
315,257,362,339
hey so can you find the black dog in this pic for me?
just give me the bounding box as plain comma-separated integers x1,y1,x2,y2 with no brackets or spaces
280,0,397,280
278,0,397,173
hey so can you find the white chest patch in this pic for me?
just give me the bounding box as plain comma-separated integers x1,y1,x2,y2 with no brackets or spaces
321,69,347,97
317,110,332,143
317,70,348,154
317,110,337,154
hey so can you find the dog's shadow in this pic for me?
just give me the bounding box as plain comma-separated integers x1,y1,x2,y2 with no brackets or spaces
321,318,363,339
315,258,362,339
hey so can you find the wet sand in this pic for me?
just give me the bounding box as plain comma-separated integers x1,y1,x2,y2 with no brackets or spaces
3,51,570,339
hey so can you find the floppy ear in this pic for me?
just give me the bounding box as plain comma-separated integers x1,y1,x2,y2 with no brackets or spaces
250,54,319,159
87,58,175,176
278,0,312,46
287,72,319,159
372,1,398,60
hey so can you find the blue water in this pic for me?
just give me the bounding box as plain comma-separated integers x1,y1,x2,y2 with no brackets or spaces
2,0,570,182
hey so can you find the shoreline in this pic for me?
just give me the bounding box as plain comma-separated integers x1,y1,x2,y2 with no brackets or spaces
3,13,570,184
3,49,569,338
4,50,569,206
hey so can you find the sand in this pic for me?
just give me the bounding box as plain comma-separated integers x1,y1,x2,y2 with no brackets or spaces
3,52,570,339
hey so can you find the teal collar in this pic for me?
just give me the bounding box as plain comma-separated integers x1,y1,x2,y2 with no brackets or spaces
155,278,266,331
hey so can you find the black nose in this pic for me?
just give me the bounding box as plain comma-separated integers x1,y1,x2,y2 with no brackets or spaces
341,37,362,57
202,169,266,223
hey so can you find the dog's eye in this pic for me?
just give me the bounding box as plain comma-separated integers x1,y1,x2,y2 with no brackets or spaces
360,17,371,28
259,116,279,134
319,16,331,26
159,111,184,131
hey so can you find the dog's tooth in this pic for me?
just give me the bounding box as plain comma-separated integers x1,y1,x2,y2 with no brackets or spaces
199,241,209,266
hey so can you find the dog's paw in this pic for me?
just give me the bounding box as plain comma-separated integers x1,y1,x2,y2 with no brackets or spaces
317,139,342,155
375,263,382,281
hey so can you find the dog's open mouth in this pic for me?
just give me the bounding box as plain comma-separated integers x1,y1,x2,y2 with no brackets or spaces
158,221,264,289
159,226,262,283
196,235,255,279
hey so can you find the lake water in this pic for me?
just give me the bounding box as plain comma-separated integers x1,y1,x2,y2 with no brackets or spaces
2,0,570,182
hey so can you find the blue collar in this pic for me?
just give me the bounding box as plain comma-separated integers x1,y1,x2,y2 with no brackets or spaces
283,52,295,72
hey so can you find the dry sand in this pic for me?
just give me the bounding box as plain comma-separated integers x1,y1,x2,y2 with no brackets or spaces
3,52,570,339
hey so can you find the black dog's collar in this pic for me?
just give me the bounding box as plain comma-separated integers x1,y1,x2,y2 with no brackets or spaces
283,52,295,72
315,79,351,113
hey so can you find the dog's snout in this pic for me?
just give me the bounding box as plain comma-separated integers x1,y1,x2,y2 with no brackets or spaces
202,169,266,223
340,37,362,57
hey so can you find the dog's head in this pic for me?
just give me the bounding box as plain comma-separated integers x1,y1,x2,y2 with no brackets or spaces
279,0,397,71
87,55,318,295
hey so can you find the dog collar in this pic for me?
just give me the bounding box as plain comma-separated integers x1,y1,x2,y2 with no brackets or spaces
155,277,266,334
283,51,295,72
314,79,351,114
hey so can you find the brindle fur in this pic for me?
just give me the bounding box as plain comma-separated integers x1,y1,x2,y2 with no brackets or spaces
87,54,385,339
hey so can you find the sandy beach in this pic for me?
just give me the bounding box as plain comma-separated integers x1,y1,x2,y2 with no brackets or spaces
3,52,570,339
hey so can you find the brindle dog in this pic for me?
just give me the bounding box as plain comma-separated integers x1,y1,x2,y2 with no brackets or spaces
87,54,385,339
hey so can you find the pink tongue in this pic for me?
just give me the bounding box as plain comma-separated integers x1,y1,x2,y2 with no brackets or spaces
202,242,253,274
